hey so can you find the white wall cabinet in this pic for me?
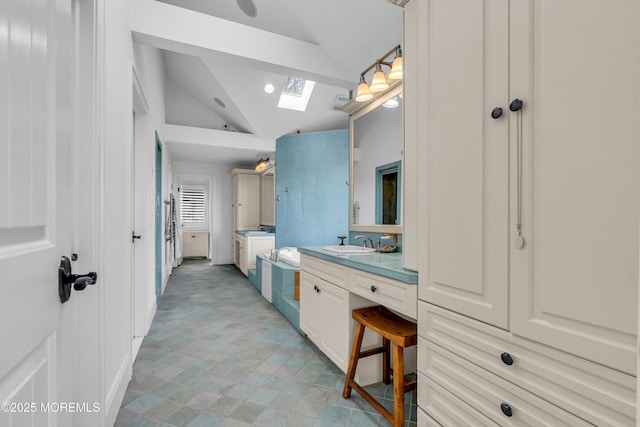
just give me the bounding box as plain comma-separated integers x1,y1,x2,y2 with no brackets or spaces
231,169,261,232
260,173,275,226
182,231,209,258
407,0,640,424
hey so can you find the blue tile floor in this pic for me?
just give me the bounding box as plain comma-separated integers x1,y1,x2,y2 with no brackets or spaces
115,259,417,427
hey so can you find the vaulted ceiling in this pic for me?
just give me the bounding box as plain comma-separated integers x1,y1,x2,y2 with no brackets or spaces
132,0,403,166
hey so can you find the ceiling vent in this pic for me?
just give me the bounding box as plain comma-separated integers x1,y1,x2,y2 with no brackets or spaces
333,94,350,110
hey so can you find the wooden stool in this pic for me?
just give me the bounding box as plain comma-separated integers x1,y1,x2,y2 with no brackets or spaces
342,305,417,427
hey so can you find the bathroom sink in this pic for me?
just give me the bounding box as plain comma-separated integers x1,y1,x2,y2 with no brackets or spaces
323,245,377,254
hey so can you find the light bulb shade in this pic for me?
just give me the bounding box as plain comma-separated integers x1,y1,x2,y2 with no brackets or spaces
370,66,389,92
388,56,403,80
355,81,373,102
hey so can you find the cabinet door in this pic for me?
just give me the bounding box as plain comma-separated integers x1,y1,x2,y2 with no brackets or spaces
319,280,350,371
300,272,321,343
260,174,275,226
238,241,247,275
237,174,261,230
509,0,640,375
247,237,275,271
418,0,510,328
231,174,238,232
193,232,209,257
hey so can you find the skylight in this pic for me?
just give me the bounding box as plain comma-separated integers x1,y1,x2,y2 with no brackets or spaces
277,76,316,112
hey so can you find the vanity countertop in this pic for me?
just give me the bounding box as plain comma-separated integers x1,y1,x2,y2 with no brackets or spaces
235,230,275,237
298,246,418,284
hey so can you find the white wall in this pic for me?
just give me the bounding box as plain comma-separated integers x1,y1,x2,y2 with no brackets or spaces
101,2,168,425
173,161,234,265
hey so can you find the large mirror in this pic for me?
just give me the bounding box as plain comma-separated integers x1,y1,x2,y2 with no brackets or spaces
349,83,403,233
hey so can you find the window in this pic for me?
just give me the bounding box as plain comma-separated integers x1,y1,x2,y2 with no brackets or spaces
180,188,206,225
277,76,316,112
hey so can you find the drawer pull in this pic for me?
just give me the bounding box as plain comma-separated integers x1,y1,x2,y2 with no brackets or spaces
370,285,377,293
500,403,513,417
500,352,514,366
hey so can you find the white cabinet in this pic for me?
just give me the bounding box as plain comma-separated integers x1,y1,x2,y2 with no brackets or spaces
234,233,274,276
300,255,380,378
415,0,509,330
299,254,416,385
182,231,209,258
408,0,640,423
300,273,351,369
260,173,275,226
231,169,261,231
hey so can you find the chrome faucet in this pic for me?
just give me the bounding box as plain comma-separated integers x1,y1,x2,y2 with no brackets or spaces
270,247,287,261
354,235,373,248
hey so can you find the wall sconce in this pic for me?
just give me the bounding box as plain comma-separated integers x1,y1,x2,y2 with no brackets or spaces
355,45,403,102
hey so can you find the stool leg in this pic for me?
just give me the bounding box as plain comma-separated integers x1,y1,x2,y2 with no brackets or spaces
393,344,405,427
382,337,391,385
343,322,366,399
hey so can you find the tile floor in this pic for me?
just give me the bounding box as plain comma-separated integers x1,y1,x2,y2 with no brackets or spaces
115,259,418,427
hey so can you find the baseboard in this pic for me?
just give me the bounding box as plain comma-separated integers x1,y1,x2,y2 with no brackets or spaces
104,355,132,427
145,298,157,333
215,256,232,265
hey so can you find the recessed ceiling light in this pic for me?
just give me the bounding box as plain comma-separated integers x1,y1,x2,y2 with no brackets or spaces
264,84,275,94
236,0,257,17
214,97,226,108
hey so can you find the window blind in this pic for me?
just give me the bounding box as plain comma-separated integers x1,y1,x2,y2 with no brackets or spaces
181,189,205,224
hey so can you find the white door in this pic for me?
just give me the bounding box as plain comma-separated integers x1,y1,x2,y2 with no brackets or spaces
0,0,97,426
509,0,640,375
319,281,349,371
299,273,321,343
418,0,510,329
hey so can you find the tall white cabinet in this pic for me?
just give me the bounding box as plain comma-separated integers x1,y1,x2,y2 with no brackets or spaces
260,173,275,226
405,0,640,425
231,169,261,232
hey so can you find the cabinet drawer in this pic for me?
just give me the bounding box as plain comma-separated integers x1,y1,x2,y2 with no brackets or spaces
300,254,348,290
418,302,635,426
418,338,592,426
349,269,417,319
417,372,497,427
417,407,443,427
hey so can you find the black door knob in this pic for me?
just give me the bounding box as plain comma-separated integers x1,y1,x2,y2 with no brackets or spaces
491,107,503,119
509,98,523,112
501,352,514,366
500,403,513,417
370,285,377,293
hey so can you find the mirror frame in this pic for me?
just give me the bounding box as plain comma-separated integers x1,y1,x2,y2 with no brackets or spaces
347,82,403,234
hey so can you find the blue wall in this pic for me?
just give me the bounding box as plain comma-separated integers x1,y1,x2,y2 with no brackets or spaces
276,129,350,248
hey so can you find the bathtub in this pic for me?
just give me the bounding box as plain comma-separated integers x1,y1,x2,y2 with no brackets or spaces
265,247,300,268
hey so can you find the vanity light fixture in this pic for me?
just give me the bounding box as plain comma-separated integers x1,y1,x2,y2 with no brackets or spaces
255,157,269,173
355,45,403,102
355,76,373,102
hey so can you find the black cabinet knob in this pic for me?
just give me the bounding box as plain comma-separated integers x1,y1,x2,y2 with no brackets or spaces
491,107,503,119
501,352,514,366
509,98,523,112
370,285,377,293
500,403,513,417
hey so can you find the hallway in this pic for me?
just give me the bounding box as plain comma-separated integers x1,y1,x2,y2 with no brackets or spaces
115,260,417,427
